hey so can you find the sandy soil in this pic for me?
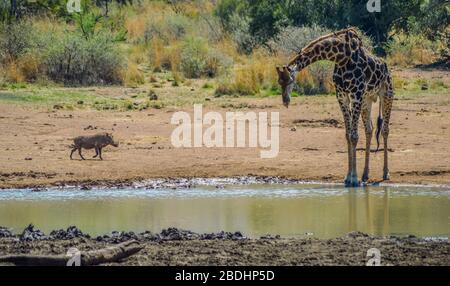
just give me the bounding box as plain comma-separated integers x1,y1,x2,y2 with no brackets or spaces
0,232,448,266
0,90,449,188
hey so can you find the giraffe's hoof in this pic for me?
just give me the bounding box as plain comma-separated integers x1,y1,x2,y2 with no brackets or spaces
345,181,361,188
361,174,369,183
344,177,360,187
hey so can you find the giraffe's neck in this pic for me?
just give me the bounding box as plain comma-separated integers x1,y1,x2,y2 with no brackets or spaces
290,39,351,71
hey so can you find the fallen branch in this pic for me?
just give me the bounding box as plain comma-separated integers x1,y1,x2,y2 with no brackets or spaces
0,240,143,266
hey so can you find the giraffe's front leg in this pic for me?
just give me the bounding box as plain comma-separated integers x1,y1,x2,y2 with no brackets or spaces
361,100,373,183
348,94,363,187
336,92,353,186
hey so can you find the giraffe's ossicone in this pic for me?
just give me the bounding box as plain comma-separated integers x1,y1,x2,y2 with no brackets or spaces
277,28,394,187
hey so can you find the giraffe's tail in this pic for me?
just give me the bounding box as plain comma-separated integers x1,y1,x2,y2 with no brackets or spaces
375,100,383,152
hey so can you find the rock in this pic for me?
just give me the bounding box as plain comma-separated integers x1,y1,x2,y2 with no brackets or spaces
0,227,13,238
53,104,63,110
290,127,297,131
260,234,281,240
24,157,32,161
20,224,46,241
148,90,158,100
200,231,246,241
83,125,97,130
49,226,88,240
346,231,369,239
160,228,200,241
139,231,158,241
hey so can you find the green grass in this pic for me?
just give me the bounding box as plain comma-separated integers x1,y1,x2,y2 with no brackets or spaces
0,76,448,111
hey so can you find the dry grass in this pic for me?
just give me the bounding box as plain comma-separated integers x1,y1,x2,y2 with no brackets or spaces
4,61,25,83
122,61,145,87
215,50,279,96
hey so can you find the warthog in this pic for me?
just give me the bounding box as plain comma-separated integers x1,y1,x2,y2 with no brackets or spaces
70,133,119,160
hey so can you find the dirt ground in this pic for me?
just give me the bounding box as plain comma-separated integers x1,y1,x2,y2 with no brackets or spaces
0,232,448,266
0,86,449,188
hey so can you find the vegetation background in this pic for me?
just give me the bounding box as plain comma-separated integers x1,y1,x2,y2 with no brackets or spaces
0,0,448,103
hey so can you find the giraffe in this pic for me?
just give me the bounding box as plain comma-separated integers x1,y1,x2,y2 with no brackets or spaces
276,28,394,187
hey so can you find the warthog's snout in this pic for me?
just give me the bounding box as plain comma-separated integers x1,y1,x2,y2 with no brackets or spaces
112,142,119,147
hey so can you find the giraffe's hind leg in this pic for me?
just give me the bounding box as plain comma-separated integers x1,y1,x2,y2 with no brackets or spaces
381,84,394,181
361,98,373,183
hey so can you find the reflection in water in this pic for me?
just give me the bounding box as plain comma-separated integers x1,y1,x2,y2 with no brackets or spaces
0,185,448,238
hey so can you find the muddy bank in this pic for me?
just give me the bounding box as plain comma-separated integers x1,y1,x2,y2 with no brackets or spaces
0,176,333,190
2,176,448,191
0,225,448,266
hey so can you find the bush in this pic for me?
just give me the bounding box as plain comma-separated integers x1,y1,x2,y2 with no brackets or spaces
386,33,443,67
44,33,124,85
144,14,191,44
180,37,208,78
295,63,334,95
0,21,33,63
179,37,232,78
204,49,233,78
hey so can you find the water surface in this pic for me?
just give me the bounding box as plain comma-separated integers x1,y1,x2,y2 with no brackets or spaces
0,184,448,238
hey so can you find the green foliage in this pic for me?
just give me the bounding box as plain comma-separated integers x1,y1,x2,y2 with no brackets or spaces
0,20,32,62
215,0,447,55
386,32,443,67
145,13,191,44
43,32,124,85
180,37,208,78
179,37,232,79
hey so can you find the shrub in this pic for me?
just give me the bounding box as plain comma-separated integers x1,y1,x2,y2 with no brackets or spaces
44,32,124,85
4,61,25,83
204,49,233,78
295,61,334,95
180,37,208,78
386,33,442,67
178,37,233,79
17,53,41,82
144,14,191,44
0,21,33,63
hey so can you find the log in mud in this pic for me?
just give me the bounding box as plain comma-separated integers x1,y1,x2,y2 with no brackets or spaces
0,226,448,266
0,240,143,266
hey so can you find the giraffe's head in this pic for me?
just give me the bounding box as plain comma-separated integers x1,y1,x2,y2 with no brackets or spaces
276,66,296,108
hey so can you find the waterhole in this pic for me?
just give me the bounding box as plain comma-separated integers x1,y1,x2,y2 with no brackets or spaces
0,183,448,238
